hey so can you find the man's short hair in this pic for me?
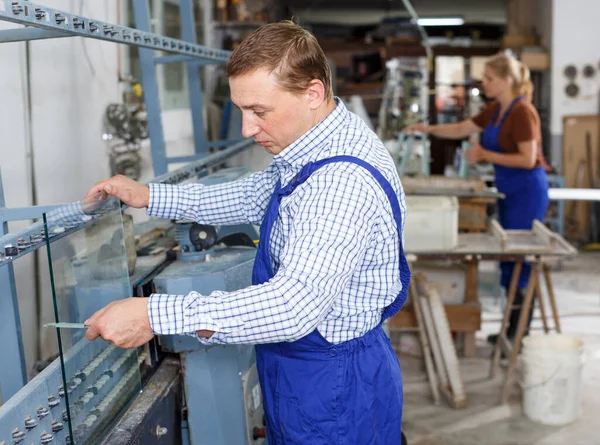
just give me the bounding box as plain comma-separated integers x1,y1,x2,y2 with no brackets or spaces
226,20,333,100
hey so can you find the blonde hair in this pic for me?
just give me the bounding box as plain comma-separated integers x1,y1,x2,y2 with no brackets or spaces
485,52,534,101
226,20,333,100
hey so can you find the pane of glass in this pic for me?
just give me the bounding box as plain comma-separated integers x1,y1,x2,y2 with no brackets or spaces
42,194,144,445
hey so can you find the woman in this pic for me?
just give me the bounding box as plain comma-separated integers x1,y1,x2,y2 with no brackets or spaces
405,53,549,342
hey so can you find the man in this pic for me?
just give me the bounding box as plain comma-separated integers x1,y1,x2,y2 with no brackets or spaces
85,20,410,444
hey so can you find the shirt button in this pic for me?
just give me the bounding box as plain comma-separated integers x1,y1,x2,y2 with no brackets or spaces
329,348,337,357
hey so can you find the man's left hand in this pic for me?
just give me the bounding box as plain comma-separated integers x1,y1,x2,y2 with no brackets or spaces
464,141,488,165
85,298,154,348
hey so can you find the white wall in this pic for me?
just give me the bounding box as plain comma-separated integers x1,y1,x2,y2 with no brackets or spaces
550,0,600,136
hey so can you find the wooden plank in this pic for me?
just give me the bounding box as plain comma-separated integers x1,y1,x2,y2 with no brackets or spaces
389,303,481,332
458,199,489,232
408,280,441,405
418,296,450,389
423,282,468,409
562,114,599,239
463,333,476,358
503,233,553,253
464,259,479,304
406,261,442,405
533,220,556,248
490,262,522,379
489,219,507,249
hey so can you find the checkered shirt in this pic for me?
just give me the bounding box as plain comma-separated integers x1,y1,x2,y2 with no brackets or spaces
146,98,407,345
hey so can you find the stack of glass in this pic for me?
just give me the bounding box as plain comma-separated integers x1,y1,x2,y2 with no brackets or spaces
43,193,144,445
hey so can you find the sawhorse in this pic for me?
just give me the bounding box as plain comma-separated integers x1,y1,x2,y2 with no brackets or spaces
489,257,561,403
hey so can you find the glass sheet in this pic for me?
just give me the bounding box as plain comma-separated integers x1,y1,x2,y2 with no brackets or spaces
43,194,143,445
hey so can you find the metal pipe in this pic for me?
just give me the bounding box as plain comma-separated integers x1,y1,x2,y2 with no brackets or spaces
400,0,433,69
0,28,69,43
0,0,231,62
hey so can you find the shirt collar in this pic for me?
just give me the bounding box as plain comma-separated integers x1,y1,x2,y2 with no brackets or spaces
273,97,348,168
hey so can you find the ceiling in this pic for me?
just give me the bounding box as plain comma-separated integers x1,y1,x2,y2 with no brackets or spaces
280,0,508,25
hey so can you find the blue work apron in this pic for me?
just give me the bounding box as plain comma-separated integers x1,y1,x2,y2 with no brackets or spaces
253,155,411,444
481,96,549,289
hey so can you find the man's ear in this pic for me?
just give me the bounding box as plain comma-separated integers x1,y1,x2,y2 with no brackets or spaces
306,79,326,110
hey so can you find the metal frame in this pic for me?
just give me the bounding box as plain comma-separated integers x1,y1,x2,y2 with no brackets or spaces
0,136,252,402
0,0,230,60
0,0,254,401
545,174,565,237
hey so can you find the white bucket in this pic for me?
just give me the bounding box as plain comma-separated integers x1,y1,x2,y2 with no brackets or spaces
519,334,585,425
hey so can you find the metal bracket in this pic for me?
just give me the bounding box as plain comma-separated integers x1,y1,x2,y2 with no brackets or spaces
0,0,230,62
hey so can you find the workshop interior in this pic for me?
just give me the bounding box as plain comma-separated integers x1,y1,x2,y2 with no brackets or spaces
0,0,599,444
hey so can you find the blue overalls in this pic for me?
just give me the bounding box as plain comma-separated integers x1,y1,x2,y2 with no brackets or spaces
481,96,549,290
252,155,411,444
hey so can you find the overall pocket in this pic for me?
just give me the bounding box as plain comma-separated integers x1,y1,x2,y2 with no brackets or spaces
275,355,342,444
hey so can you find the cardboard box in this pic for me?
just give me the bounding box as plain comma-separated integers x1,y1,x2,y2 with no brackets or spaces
413,261,466,305
502,34,540,49
520,51,550,71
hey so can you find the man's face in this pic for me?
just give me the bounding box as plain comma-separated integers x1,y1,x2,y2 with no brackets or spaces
229,68,315,155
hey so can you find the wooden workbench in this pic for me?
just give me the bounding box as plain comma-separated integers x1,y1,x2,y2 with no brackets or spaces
390,232,577,357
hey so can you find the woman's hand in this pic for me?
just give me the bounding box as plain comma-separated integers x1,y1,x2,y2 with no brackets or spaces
463,141,488,165
402,123,429,134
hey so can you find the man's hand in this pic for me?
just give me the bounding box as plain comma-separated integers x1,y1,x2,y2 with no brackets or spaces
464,141,488,165
86,175,150,209
85,298,154,348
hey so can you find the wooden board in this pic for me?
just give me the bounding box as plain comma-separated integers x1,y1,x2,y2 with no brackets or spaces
487,219,574,254
401,175,487,194
458,197,495,232
389,303,481,332
562,114,600,240
424,283,468,408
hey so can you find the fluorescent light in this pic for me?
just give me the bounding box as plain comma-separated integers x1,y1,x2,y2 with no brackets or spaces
417,17,464,26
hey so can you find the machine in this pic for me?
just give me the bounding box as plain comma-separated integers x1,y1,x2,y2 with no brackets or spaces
0,157,267,445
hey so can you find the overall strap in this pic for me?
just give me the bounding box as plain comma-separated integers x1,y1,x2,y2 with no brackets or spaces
252,155,410,320
497,96,524,128
491,96,525,128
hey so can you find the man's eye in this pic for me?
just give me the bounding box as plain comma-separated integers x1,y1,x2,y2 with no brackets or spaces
255,111,266,118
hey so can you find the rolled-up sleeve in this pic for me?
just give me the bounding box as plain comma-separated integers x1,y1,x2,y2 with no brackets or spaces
147,164,278,226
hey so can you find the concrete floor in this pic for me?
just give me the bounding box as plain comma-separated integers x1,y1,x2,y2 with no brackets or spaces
398,252,600,445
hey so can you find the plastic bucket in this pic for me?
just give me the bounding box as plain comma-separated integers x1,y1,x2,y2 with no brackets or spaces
519,334,585,425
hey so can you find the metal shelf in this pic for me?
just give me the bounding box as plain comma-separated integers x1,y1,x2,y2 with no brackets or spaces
0,0,254,403
0,0,230,61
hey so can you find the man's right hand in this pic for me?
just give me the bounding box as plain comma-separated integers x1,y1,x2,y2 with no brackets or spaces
86,175,150,209
402,123,429,134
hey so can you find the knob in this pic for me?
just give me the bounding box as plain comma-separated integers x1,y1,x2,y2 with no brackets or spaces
253,427,267,440
36,406,49,419
24,416,38,430
154,425,168,438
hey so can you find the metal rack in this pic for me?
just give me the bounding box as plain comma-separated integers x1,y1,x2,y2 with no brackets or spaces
0,0,253,402
0,0,245,176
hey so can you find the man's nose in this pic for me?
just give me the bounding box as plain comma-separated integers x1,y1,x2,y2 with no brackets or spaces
242,117,259,139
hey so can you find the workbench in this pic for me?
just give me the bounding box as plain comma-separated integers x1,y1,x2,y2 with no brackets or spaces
390,230,577,357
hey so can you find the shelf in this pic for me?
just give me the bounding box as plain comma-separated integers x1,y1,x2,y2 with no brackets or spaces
213,21,265,29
